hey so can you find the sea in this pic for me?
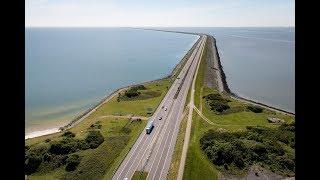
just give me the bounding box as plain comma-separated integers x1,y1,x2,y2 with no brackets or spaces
25,27,199,135
26,27,295,136
165,27,295,113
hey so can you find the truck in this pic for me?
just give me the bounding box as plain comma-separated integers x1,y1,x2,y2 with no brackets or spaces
145,120,154,134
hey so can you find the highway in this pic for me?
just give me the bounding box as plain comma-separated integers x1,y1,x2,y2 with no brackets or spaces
112,35,207,180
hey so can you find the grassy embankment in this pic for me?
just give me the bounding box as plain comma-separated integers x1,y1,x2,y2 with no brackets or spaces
25,78,173,180
132,171,148,180
182,37,295,180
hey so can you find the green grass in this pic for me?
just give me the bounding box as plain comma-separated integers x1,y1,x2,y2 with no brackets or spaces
131,171,148,180
183,36,295,179
183,113,219,180
27,118,146,180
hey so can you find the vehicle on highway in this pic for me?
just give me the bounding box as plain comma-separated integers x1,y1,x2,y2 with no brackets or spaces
159,117,162,120
145,120,154,134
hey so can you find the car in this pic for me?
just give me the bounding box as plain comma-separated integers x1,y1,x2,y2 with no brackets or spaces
162,106,164,109
159,117,162,120
165,108,167,111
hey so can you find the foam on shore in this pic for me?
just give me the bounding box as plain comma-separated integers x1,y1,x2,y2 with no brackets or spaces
25,128,61,140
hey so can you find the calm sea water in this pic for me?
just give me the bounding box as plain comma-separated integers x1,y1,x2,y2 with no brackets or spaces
164,27,295,112
25,28,198,134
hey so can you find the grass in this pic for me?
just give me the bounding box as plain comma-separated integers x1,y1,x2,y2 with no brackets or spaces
182,36,295,179
27,118,146,180
131,171,148,180
167,110,188,180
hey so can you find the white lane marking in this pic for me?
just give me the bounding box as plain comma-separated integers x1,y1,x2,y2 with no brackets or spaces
116,134,149,180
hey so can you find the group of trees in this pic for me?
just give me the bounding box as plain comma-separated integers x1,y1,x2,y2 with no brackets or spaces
200,123,295,176
25,130,104,175
203,93,231,113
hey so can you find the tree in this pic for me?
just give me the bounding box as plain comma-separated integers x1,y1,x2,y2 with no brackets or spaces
65,154,81,171
25,153,42,175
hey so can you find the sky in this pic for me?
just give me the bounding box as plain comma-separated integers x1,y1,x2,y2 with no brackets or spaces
26,0,295,27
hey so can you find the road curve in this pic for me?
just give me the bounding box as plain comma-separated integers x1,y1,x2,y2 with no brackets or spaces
112,35,207,180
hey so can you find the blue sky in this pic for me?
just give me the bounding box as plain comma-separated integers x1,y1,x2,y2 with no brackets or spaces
26,0,295,27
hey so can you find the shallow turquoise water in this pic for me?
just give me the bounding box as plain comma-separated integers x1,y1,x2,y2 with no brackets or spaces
25,28,198,133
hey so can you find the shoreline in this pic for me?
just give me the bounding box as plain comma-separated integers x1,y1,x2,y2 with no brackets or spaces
211,35,295,115
26,30,294,140
25,35,201,140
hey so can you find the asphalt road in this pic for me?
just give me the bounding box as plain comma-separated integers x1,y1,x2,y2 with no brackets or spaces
112,35,206,180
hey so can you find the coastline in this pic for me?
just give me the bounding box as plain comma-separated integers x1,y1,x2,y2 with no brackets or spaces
25,35,201,140
25,30,294,140
211,35,295,115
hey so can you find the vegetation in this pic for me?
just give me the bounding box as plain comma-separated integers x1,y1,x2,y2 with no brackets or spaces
247,105,264,113
26,118,146,180
131,171,148,180
65,154,81,171
200,123,295,176
118,84,161,101
203,93,231,113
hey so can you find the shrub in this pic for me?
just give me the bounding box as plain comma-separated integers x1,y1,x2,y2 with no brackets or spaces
45,138,51,143
203,93,231,113
62,131,75,138
199,123,295,175
25,153,42,175
65,154,81,171
247,105,263,113
49,140,77,154
121,127,132,134
85,131,104,149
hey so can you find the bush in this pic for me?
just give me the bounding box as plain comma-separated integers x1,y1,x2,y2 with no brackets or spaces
131,85,146,91
45,138,51,143
247,105,263,113
25,153,42,175
200,123,295,175
85,131,104,149
65,154,81,171
62,131,75,138
49,139,77,154
203,93,231,113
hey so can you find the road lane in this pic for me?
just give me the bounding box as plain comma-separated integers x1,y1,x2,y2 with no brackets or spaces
112,35,206,180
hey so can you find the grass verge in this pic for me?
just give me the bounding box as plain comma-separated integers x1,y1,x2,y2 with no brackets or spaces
131,171,148,180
